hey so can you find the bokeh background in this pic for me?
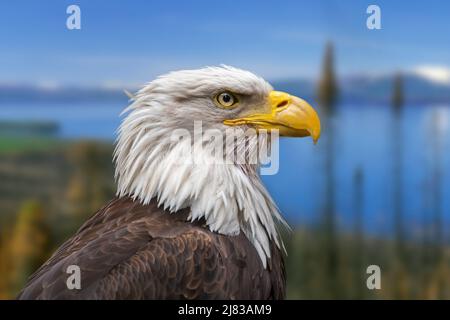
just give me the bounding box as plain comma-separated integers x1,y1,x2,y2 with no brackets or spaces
1,0,450,299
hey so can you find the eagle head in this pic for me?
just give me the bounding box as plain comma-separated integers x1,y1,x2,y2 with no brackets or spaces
114,66,320,266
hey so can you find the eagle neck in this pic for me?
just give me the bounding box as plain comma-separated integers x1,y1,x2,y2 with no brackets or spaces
114,107,287,268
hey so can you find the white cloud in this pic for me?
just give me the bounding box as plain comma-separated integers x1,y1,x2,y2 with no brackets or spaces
412,65,450,85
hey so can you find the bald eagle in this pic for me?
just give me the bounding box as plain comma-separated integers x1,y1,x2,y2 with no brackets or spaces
18,66,320,300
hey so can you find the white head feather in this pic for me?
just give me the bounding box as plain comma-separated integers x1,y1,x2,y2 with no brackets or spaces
114,66,288,267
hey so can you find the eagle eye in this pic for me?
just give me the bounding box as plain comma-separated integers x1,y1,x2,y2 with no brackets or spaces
215,92,238,108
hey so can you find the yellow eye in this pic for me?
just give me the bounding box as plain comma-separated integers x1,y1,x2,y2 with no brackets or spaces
216,92,237,108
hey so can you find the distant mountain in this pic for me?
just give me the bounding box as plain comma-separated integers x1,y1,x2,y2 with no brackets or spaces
340,73,450,104
273,73,450,104
0,84,132,103
1,73,449,104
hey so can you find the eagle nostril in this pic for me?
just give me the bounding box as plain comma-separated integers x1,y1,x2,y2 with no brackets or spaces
276,100,289,108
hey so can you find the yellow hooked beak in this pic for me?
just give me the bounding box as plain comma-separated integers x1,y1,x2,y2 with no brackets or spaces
223,91,321,143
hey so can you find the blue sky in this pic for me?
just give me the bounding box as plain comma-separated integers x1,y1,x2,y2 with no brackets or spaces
0,0,449,86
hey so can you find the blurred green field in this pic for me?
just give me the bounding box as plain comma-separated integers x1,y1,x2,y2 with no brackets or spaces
0,137,62,154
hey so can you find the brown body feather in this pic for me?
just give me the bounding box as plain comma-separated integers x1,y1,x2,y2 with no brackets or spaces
17,197,285,299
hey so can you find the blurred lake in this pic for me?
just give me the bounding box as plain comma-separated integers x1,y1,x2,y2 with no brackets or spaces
1,101,449,240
